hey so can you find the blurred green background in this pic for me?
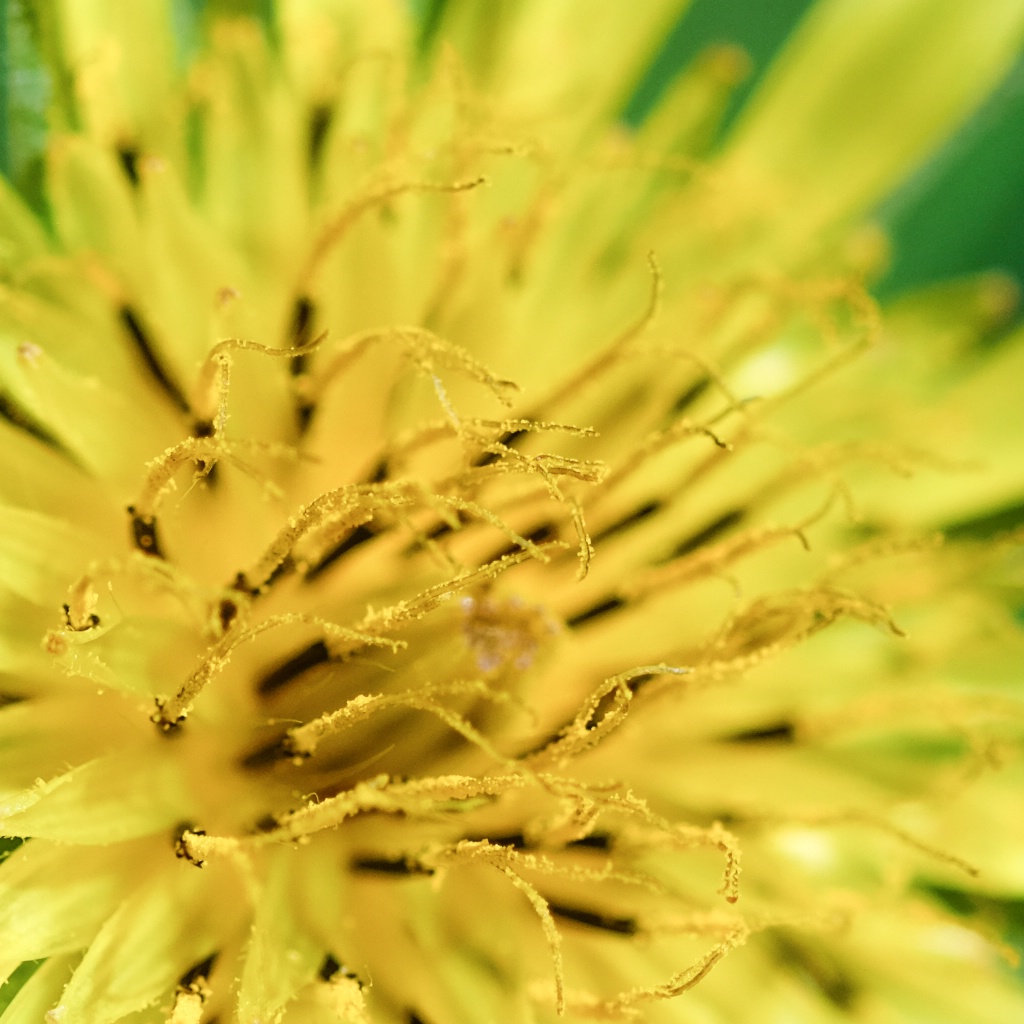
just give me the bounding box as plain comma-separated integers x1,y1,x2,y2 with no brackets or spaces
626,0,1024,304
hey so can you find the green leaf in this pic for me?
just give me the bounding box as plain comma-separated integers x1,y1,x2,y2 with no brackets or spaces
0,0,52,214
0,960,44,1016
877,56,1024,300
623,0,816,127
170,0,278,59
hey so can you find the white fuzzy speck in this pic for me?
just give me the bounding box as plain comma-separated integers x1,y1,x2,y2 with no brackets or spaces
17,342,42,366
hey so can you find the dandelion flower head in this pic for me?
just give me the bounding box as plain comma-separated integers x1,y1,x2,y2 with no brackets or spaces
1,2,1024,1023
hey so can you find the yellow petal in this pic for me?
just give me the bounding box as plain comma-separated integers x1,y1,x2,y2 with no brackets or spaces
0,841,142,978
237,849,324,1023
0,505,101,606
1,750,191,845
48,862,218,1024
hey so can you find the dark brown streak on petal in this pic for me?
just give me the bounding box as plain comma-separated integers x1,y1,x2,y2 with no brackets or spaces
232,555,296,599
463,831,528,849
0,390,77,461
483,521,556,565
473,427,527,467
191,417,219,483
116,144,141,187
670,374,711,415
301,460,394,581
771,932,859,1010
368,457,390,484
289,295,316,375
261,554,297,592
288,295,318,432
724,721,796,744
568,831,614,851
308,103,333,170
256,639,331,696
178,953,218,990
216,597,239,633
304,523,379,582
942,497,1024,542
626,672,656,694
459,831,612,852
591,499,662,544
239,734,302,771
565,595,626,629
668,506,746,559
350,855,435,876
400,509,471,556
548,902,638,936
119,304,191,414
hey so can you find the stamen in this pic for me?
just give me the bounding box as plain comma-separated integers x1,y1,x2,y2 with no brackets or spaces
301,177,487,288
318,955,342,982
282,679,519,762
158,615,404,726
527,665,689,768
167,983,207,1024
595,414,733,499
484,522,557,564
627,492,842,601
192,332,327,439
799,811,979,877
132,436,303,523
254,774,533,845
427,840,566,1015
564,929,746,1017
307,325,518,430
63,576,100,631
173,823,208,867
474,428,527,467
532,252,662,414
128,504,166,559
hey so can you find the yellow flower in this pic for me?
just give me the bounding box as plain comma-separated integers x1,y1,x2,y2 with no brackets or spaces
1,1,1023,1022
